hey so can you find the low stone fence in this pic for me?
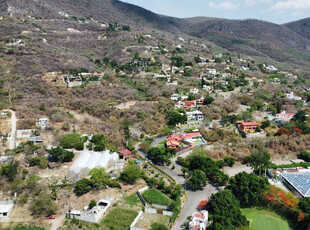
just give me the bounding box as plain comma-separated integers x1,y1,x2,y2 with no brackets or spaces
145,208,173,217
137,186,149,206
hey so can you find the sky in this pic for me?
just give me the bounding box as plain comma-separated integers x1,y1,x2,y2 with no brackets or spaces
121,0,310,24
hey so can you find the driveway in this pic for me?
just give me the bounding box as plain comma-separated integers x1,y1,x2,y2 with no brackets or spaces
8,109,17,150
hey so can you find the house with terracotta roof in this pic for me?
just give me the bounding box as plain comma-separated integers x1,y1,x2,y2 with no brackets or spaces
275,111,295,126
119,149,132,160
238,121,266,139
166,132,206,150
189,210,208,230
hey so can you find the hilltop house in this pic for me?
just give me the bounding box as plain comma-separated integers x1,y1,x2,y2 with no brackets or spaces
175,100,196,110
202,85,213,91
36,118,48,130
208,69,217,75
171,94,181,101
286,92,302,101
266,65,278,71
275,111,295,126
186,111,204,122
238,121,266,139
166,132,206,150
190,88,199,94
118,149,132,160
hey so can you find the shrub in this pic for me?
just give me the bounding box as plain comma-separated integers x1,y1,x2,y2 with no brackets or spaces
88,200,97,210
74,178,92,196
300,151,310,162
49,147,74,162
151,223,168,230
60,133,85,150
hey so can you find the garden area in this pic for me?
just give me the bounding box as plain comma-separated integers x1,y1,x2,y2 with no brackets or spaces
142,189,172,206
101,208,138,230
241,208,291,230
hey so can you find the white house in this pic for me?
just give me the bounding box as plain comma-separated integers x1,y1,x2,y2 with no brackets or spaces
66,199,111,223
189,210,208,230
36,118,48,130
286,92,302,101
202,85,213,91
266,65,278,71
181,95,189,101
190,88,199,94
186,111,204,122
171,94,181,101
0,200,14,219
208,69,217,75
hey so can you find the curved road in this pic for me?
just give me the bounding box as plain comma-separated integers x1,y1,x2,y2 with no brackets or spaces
136,137,221,230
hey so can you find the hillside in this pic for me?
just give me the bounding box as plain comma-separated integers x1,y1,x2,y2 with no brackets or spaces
285,17,310,41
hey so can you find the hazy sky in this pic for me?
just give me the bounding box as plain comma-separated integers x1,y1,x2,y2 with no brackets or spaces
121,0,310,24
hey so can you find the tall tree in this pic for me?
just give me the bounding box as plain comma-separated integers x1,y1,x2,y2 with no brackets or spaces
248,151,270,176
227,172,269,207
207,190,249,230
187,169,207,190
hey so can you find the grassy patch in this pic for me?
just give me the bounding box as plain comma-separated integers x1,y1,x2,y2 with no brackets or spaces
124,193,141,206
142,189,171,206
101,208,138,230
241,208,291,230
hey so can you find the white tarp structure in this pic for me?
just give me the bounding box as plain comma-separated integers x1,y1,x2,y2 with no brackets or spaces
66,150,119,181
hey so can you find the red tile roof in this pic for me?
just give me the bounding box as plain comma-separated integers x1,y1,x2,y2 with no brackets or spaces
241,121,259,126
182,132,201,139
119,149,132,156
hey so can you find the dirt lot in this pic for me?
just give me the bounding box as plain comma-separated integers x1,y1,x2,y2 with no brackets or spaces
135,213,170,229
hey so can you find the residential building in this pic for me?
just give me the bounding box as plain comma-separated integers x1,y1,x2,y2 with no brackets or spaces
0,200,14,219
239,121,259,133
286,92,302,101
66,199,111,223
0,110,9,116
190,88,199,94
266,65,278,71
275,111,295,126
186,111,204,122
175,100,196,109
0,156,13,165
208,69,217,75
196,97,205,105
36,118,48,130
170,94,181,101
189,210,208,230
202,85,213,91
215,80,228,86
118,149,132,160
166,132,206,150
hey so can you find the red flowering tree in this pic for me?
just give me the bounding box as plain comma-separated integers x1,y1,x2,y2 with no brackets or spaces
198,200,208,210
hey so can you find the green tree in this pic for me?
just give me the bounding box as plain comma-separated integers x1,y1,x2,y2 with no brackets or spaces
224,157,236,167
120,163,142,184
247,151,270,176
187,169,207,190
88,200,97,210
49,147,74,162
293,110,307,123
74,178,92,196
207,190,248,230
26,174,41,190
88,168,110,190
188,93,196,101
227,172,269,207
60,133,85,150
203,96,215,105
299,198,310,213
167,109,187,126
10,178,25,194
30,192,58,216
1,161,19,182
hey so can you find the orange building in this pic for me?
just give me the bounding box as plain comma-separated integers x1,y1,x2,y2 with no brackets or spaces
239,121,259,133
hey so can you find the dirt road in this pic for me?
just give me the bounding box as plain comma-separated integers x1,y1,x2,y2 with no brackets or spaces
8,109,17,149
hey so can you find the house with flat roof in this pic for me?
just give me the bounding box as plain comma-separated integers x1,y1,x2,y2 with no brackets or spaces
66,199,111,223
0,200,14,219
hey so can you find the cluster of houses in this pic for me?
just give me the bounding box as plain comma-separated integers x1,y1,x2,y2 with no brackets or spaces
166,132,207,151
64,72,103,87
189,210,208,230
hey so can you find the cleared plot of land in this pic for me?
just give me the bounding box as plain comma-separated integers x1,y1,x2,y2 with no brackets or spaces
101,208,138,230
241,208,291,230
142,189,171,206
135,213,170,229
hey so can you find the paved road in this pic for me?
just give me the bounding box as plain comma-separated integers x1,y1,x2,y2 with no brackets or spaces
8,110,17,150
136,138,220,230
173,184,221,230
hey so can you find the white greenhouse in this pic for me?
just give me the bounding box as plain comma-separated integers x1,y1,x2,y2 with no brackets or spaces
66,150,119,181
